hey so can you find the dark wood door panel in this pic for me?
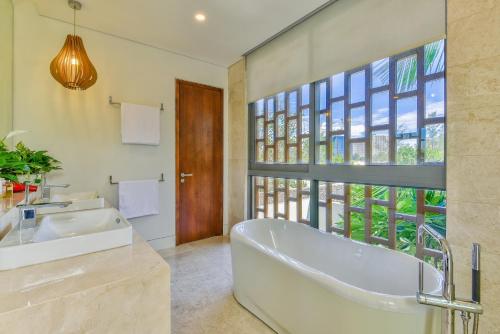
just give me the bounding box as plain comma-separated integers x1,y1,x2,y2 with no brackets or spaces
176,80,223,245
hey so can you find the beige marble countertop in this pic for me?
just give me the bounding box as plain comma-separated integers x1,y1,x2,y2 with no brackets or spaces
0,232,170,315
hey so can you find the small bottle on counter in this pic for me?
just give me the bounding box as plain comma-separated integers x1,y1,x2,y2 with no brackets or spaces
3,180,14,199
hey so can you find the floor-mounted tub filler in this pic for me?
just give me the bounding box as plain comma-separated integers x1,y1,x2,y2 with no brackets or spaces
231,219,443,334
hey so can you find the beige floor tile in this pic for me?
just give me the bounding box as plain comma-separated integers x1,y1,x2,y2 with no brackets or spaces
161,237,275,334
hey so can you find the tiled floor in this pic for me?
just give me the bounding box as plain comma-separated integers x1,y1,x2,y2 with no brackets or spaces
158,237,275,334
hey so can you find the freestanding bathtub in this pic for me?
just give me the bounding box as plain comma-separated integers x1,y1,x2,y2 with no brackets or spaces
231,219,443,334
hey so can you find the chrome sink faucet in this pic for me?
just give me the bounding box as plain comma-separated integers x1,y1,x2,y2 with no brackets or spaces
40,175,70,202
17,181,72,232
416,224,483,334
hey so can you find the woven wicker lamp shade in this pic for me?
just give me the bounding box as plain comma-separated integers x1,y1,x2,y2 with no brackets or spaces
50,1,97,90
50,34,97,90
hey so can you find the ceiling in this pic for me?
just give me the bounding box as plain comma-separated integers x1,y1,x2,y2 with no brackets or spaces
33,0,331,67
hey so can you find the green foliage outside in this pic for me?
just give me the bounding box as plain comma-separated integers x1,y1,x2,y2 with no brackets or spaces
346,185,446,262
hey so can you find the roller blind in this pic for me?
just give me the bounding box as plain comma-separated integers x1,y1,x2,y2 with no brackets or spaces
246,0,446,102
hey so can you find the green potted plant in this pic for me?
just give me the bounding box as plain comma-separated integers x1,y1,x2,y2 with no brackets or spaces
0,131,61,186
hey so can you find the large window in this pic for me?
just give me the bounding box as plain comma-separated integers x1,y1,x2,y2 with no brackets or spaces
249,40,446,263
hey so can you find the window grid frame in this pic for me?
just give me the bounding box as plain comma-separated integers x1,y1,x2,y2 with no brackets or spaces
248,39,447,261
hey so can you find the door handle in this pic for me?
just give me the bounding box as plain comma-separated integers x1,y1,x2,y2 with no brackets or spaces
181,173,193,178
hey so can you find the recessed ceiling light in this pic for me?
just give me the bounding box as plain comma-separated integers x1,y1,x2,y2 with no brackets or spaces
195,13,206,22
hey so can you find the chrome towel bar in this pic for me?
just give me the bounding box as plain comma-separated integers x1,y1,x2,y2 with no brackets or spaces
108,96,164,112
109,173,165,185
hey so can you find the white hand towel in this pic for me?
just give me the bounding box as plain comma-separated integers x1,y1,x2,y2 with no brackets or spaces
119,179,160,219
121,102,160,145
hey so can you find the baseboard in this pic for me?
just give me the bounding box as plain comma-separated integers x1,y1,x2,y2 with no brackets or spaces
147,235,175,250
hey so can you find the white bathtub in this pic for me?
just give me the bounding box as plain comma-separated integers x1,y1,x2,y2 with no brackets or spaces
230,219,443,334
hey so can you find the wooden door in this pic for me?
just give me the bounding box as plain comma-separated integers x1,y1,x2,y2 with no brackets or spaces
176,79,223,245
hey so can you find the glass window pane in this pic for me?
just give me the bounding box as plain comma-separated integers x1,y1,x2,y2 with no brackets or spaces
277,191,285,215
331,135,345,164
396,97,418,138
396,188,417,215
266,177,274,193
266,195,274,217
319,203,327,232
287,119,297,144
371,205,389,239
256,99,264,116
318,82,327,110
277,140,285,163
351,184,365,207
266,123,274,144
266,99,275,120
331,101,344,131
319,144,327,164
425,39,445,75
256,118,264,139
256,188,264,209
424,124,445,163
288,146,297,163
396,138,417,165
371,58,389,88
266,147,274,163
425,78,445,118
371,91,389,126
350,106,365,139
301,138,309,163
371,130,389,164
425,189,446,207
301,84,310,106
350,142,365,165
288,91,298,116
397,55,417,93
256,176,264,186
332,197,344,232
331,73,345,98
351,212,365,242
301,194,310,221
276,114,285,138
350,70,365,103
396,220,416,255
319,113,327,141
277,92,285,111
288,179,297,198
256,141,264,162
301,109,310,135
332,182,344,196
372,186,389,200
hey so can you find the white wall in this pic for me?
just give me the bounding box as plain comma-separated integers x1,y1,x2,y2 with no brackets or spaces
12,0,229,249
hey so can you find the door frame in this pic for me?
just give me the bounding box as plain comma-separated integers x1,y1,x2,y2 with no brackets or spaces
175,79,224,245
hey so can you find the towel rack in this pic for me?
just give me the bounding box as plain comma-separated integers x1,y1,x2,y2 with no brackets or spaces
109,173,165,185
108,96,164,112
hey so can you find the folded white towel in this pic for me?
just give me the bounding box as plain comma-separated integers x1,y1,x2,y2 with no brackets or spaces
121,102,160,145
118,179,159,219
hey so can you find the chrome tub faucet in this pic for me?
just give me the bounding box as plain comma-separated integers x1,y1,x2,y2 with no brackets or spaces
416,224,483,334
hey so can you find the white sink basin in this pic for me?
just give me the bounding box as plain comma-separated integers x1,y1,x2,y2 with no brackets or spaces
0,208,132,270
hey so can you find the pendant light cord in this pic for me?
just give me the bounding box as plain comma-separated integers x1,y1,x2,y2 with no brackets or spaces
73,6,76,36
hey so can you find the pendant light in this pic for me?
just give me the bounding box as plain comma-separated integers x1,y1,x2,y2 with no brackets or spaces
50,0,97,90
